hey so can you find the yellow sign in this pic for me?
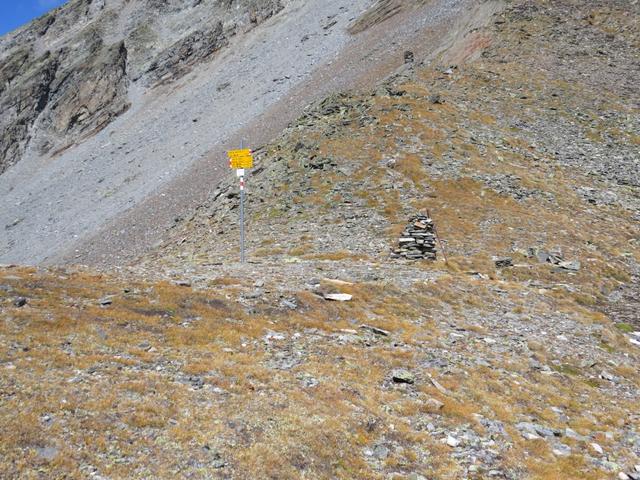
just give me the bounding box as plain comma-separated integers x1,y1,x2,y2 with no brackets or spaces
228,149,253,169
228,149,252,158
230,157,253,169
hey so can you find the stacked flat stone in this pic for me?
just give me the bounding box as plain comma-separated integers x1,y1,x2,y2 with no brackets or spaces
392,214,437,260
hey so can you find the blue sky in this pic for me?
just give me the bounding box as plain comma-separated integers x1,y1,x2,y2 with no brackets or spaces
0,0,67,36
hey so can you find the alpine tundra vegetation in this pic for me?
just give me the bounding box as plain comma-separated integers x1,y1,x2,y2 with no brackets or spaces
0,0,639,479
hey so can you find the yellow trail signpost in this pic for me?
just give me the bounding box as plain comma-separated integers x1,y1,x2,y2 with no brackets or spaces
227,148,254,263
228,149,254,169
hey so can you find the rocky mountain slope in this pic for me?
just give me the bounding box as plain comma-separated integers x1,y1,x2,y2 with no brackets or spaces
142,0,640,313
1,0,639,479
0,0,478,265
0,0,284,174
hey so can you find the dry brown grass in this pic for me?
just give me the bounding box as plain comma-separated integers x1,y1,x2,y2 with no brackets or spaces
1,252,638,479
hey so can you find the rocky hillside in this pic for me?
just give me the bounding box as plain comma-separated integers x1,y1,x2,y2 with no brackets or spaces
1,0,475,265
145,0,639,271
0,0,284,174
1,0,639,479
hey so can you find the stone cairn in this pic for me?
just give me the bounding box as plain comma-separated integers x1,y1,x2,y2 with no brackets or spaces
392,214,437,260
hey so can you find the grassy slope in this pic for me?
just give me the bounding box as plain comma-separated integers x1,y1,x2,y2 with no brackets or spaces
1,263,638,479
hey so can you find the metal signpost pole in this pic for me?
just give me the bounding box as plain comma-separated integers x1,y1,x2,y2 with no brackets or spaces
239,140,245,264
227,144,253,265
239,171,245,263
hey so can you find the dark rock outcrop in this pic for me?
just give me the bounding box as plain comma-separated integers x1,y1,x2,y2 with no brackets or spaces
0,50,59,173
144,23,227,86
40,41,130,154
